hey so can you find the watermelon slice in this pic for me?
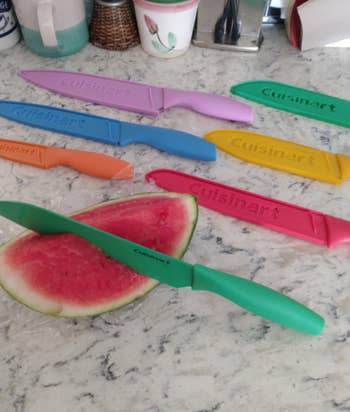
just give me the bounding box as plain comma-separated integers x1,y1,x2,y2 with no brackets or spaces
0,193,197,317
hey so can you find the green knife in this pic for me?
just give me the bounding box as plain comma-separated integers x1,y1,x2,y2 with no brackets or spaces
0,200,324,335
231,80,350,128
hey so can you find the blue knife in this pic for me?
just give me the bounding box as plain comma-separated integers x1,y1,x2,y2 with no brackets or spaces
0,101,216,161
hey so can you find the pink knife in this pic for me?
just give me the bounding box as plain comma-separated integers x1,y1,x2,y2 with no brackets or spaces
145,168,350,248
19,69,253,123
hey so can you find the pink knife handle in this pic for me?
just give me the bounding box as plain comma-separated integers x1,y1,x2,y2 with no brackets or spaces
163,89,254,123
146,168,350,248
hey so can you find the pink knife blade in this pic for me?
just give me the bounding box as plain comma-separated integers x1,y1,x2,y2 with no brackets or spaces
19,69,253,123
145,168,350,248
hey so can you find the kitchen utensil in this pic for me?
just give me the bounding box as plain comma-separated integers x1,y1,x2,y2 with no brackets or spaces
192,0,269,52
0,101,216,161
12,0,88,57
0,138,133,179
133,0,199,58
89,0,139,51
19,69,253,123
145,168,350,248
204,129,350,184
214,0,240,44
231,80,350,129
0,200,324,335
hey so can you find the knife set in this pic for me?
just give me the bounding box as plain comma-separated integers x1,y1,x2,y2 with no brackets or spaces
0,69,257,171
1,68,346,335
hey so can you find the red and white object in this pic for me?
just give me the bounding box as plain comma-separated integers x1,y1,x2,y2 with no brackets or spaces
286,0,350,50
285,0,308,48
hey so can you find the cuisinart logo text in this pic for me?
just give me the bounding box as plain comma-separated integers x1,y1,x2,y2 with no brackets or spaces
12,107,85,129
0,142,40,158
190,183,280,220
61,77,130,99
133,248,170,265
230,138,315,165
261,87,336,112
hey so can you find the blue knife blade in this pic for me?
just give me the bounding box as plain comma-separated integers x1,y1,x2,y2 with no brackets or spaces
0,101,216,161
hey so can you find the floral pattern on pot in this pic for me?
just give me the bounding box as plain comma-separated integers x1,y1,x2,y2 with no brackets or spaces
144,14,177,53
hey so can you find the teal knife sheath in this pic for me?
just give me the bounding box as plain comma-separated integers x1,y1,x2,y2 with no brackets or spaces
231,80,350,128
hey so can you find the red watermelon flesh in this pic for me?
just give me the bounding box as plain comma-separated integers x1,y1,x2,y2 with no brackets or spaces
0,193,197,316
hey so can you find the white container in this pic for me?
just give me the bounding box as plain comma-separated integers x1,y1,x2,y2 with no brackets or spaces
0,0,20,51
11,0,88,57
133,0,199,58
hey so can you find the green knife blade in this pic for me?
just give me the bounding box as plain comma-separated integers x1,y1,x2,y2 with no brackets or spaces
0,200,324,335
231,80,350,128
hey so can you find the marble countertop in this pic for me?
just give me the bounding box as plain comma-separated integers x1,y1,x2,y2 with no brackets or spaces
1,25,350,412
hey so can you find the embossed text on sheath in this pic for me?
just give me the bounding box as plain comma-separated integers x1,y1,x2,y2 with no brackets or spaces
262,88,336,112
62,77,130,98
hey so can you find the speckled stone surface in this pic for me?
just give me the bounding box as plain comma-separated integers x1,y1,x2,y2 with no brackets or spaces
1,25,350,412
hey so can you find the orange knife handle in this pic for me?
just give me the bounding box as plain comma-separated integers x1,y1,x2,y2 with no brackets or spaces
45,147,134,179
336,154,350,182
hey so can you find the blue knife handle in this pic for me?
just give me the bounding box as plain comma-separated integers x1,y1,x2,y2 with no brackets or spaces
0,101,120,145
120,122,216,161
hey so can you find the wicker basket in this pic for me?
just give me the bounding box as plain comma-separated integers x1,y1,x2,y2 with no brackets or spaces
89,0,140,50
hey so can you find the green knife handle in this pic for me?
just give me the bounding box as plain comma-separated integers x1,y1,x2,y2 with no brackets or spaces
192,264,324,335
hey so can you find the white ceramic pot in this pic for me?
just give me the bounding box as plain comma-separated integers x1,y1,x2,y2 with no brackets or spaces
133,0,199,58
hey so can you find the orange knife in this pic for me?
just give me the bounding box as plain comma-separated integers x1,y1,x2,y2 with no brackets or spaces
0,138,133,179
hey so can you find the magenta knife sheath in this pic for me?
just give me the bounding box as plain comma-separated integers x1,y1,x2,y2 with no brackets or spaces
19,69,253,123
145,168,350,248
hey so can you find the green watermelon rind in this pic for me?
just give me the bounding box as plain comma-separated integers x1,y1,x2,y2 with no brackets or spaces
0,192,198,317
